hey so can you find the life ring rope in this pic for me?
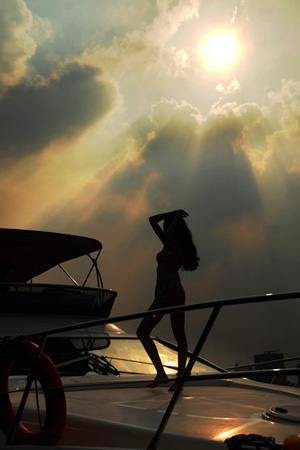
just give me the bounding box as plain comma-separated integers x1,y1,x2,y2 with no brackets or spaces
0,340,67,445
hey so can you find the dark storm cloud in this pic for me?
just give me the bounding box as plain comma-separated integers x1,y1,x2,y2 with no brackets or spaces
107,108,260,228
189,116,260,225
0,62,115,156
141,111,260,227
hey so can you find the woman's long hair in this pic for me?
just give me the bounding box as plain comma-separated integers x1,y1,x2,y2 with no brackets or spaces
164,213,200,271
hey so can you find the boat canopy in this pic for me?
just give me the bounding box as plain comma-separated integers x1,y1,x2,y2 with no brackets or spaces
0,228,102,282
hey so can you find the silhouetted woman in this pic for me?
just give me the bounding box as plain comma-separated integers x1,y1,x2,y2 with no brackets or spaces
137,209,199,390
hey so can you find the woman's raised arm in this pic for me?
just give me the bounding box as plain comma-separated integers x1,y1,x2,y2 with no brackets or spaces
149,210,188,244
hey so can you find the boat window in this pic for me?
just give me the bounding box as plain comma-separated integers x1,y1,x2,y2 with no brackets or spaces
70,337,110,352
0,284,117,317
27,337,112,377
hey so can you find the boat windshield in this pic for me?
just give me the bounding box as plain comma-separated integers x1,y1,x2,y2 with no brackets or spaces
8,335,220,394
95,337,219,376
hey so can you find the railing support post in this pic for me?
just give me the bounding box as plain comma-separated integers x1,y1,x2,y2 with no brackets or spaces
147,305,221,450
6,336,47,445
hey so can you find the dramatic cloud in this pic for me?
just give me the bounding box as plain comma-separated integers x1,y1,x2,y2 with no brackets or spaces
0,62,115,157
81,0,199,79
0,0,35,88
0,0,52,90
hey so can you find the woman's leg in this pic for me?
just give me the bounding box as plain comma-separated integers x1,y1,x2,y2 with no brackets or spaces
136,301,168,381
170,311,187,376
169,310,187,392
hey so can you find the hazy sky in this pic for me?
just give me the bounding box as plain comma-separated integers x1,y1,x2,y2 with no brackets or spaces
1,0,300,366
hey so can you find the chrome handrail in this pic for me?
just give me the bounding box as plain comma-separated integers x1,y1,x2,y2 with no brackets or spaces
226,355,300,371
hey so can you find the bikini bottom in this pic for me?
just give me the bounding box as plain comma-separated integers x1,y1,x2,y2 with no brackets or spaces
155,279,184,307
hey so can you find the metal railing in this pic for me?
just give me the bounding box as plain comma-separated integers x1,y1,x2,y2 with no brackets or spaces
3,290,300,448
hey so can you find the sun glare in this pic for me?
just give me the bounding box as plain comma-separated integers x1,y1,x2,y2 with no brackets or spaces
199,32,239,70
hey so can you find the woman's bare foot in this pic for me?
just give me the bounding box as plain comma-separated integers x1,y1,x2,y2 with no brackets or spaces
147,374,169,388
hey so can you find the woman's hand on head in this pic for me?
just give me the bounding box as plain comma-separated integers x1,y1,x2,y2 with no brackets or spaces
177,209,189,218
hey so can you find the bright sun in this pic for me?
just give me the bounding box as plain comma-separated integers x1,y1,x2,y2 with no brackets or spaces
199,32,239,70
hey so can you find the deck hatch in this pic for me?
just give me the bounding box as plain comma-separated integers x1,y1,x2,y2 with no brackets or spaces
263,405,300,424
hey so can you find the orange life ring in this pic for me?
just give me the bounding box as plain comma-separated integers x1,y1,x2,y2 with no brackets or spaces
284,434,300,450
0,340,66,445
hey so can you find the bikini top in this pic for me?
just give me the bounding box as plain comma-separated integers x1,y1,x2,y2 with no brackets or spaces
156,246,183,269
